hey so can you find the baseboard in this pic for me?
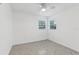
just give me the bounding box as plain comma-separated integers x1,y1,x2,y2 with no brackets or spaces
8,46,12,55
13,39,47,46
49,39,79,53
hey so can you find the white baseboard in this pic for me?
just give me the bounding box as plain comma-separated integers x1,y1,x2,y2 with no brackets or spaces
13,39,47,46
49,39,79,53
8,46,12,55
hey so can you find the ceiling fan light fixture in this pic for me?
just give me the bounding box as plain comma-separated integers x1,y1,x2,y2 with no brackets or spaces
41,8,46,11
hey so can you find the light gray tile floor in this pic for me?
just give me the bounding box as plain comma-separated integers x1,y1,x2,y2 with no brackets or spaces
9,39,79,55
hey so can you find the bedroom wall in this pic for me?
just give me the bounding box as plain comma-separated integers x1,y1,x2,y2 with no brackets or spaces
0,4,13,54
13,12,47,45
49,6,79,52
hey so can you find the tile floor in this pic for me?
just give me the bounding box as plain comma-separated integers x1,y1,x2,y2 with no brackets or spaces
9,39,79,55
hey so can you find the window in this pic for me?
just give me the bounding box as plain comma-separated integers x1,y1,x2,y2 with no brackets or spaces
38,20,46,29
50,20,56,29
38,16,56,30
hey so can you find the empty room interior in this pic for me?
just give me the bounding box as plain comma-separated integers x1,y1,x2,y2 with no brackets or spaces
1,3,79,55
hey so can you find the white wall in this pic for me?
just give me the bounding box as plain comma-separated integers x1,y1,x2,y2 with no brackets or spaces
13,12,47,45
49,6,79,52
0,4,13,54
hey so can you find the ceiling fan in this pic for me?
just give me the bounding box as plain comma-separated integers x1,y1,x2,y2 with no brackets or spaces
40,3,55,11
